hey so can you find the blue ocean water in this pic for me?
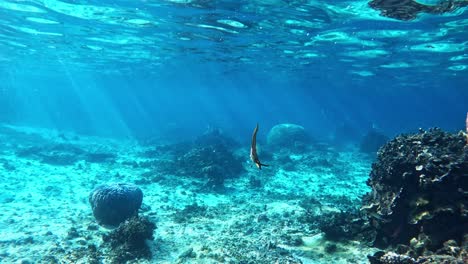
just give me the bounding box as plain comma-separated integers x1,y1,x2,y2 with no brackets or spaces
0,1,467,263
1,0,467,140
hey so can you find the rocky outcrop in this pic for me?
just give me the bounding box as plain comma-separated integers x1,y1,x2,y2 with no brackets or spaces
362,128,467,259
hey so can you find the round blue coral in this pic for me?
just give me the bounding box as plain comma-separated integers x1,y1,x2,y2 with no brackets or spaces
89,183,143,226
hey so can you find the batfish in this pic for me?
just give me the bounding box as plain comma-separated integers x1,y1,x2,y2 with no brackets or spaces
250,123,268,169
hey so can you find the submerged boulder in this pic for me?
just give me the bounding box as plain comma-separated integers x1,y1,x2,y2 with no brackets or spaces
362,128,468,256
266,123,311,152
89,183,143,226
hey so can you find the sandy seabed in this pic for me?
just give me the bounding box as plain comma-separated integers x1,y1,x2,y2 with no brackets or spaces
0,124,377,263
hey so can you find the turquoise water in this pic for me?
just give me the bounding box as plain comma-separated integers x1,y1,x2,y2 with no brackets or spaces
1,0,467,138
0,1,467,263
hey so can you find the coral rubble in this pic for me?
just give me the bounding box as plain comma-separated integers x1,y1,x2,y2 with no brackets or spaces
104,216,156,263
362,128,468,261
173,203,208,223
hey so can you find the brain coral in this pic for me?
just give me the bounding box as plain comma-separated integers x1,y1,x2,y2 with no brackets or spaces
89,183,143,226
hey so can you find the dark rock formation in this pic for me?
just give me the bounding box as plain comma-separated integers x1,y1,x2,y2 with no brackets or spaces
266,123,311,153
89,183,143,226
360,128,389,154
369,0,468,21
105,216,156,263
362,128,468,257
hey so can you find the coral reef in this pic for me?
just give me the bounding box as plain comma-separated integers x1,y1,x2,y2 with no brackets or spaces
465,112,468,144
317,211,373,242
89,183,143,226
178,143,242,179
175,142,244,190
362,128,468,259
267,123,311,153
297,197,374,244
360,128,389,154
0,124,378,263
144,128,244,188
369,235,468,264
104,216,156,263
